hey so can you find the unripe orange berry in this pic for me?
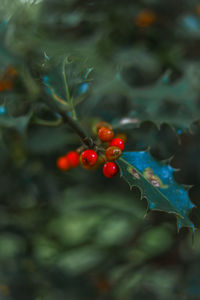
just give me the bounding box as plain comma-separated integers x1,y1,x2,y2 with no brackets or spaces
81,149,98,166
105,146,122,161
96,121,112,132
81,164,97,171
103,162,119,178
98,155,106,165
115,133,128,143
57,156,70,171
135,10,156,28
66,151,80,168
98,127,114,142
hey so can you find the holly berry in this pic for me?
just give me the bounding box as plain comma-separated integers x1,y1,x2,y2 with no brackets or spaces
96,121,112,132
66,151,80,168
115,133,127,143
98,127,114,142
103,162,119,178
109,138,125,151
57,156,70,171
81,149,98,166
105,146,122,161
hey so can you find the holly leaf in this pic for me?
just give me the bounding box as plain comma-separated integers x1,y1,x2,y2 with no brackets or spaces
42,56,92,108
117,151,195,230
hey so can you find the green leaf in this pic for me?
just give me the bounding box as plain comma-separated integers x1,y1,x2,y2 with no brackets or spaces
117,151,195,230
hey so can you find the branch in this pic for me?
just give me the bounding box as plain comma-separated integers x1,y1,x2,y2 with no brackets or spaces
59,110,95,148
43,88,94,148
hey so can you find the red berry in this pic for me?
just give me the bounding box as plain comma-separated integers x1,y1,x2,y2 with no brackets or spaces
109,138,125,151
98,127,114,142
105,146,122,161
103,162,119,178
57,156,70,171
81,149,98,166
66,151,80,168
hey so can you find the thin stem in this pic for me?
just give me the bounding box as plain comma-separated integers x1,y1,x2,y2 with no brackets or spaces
62,57,77,120
59,110,94,148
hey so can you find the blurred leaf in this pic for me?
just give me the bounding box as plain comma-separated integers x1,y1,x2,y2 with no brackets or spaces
95,216,132,246
138,226,173,256
57,247,103,274
26,127,76,153
0,113,31,132
0,234,24,259
34,236,59,262
48,213,102,246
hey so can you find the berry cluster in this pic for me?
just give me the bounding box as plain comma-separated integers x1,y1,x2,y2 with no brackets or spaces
57,121,127,178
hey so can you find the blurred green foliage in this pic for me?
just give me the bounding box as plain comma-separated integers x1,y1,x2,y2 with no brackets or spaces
0,0,200,299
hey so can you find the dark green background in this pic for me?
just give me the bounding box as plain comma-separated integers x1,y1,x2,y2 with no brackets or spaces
0,0,200,299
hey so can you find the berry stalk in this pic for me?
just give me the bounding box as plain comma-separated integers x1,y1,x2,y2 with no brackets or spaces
45,97,95,149
59,110,95,148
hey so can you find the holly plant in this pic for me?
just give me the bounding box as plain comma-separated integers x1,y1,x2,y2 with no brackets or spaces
1,1,200,299
33,55,195,232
